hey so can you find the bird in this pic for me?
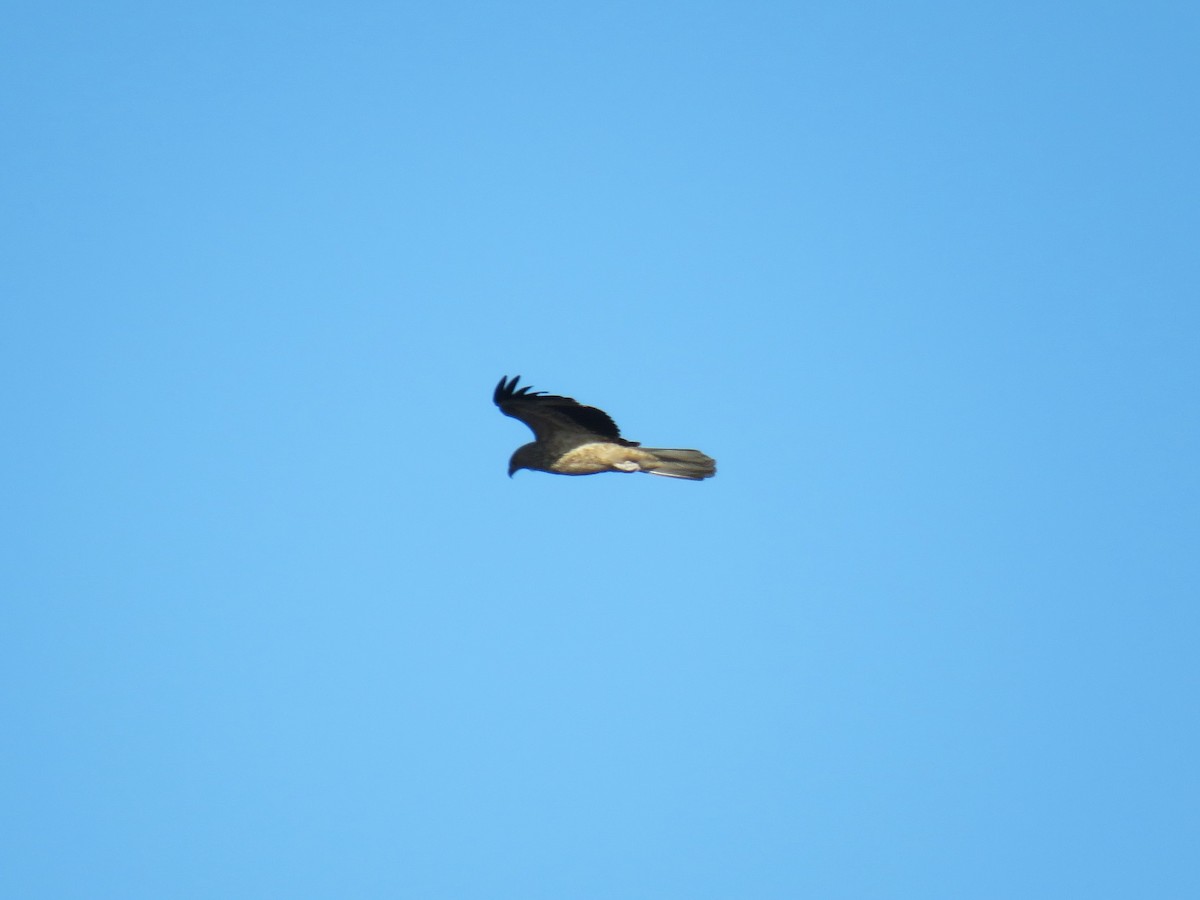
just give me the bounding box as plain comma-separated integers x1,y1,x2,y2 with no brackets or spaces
494,375,716,480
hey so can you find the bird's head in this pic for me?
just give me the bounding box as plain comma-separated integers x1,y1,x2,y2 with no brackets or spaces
507,444,539,478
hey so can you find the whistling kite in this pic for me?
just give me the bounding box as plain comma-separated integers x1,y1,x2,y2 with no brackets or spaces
494,376,716,480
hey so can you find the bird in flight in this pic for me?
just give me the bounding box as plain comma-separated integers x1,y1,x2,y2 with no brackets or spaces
494,375,716,480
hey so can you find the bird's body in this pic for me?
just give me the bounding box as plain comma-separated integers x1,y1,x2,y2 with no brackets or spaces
494,376,716,480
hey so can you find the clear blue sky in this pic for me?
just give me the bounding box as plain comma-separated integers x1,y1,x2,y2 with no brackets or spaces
3,2,1198,897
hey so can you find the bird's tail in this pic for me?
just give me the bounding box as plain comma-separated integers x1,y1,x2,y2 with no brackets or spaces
640,448,717,480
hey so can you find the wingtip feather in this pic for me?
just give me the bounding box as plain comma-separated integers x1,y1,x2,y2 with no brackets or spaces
495,374,523,405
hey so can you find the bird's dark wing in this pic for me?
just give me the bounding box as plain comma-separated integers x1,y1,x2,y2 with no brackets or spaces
494,375,627,443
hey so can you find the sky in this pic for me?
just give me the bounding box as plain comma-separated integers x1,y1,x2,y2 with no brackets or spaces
2,2,1198,897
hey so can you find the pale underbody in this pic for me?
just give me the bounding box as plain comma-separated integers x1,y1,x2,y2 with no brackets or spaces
549,442,665,475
